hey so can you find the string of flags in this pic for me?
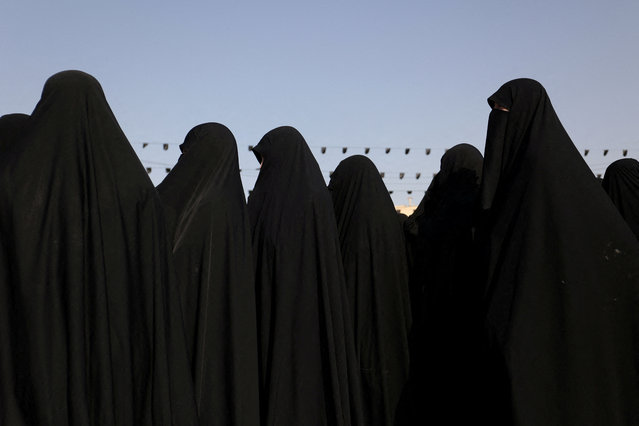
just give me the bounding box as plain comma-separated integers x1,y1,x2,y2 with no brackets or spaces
241,189,426,196
138,142,634,194
136,141,439,154
133,141,633,159
142,163,614,181
582,149,629,157
246,145,436,155
142,163,435,181
142,163,433,194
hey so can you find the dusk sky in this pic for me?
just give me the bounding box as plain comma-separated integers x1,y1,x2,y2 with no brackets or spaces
2,1,638,204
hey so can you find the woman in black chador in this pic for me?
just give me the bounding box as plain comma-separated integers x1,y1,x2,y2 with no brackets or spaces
399,144,483,424
478,78,639,425
328,155,411,426
602,158,639,240
0,113,29,155
157,123,260,425
0,71,198,425
248,126,363,426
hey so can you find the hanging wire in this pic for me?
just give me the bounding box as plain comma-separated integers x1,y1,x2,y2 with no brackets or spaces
133,141,635,159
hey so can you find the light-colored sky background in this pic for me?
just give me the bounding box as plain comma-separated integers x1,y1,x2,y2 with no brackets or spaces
2,1,638,205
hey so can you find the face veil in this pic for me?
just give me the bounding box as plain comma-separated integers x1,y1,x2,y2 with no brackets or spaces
478,78,639,425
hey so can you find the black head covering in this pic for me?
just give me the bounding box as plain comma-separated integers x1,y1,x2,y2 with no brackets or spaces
404,144,483,324
0,71,197,425
248,126,364,426
603,158,639,239
399,144,483,424
157,123,260,425
405,143,483,238
479,78,639,425
328,155,411,426
0,113,29,155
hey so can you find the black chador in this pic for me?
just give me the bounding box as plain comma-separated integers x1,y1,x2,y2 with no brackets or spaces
248,126,364,426
478,78,639,425
400,144,483,424
157,123,260,425
0,113,29,156
0,71,198,425
603,158,639,240
404,143,483,325
328,155,411,426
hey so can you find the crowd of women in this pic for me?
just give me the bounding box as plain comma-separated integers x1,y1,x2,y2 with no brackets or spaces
0,70,638,425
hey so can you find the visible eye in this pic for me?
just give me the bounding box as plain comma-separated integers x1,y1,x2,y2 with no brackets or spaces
493,102,509,112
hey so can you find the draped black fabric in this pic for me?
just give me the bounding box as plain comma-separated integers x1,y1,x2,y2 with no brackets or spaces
399,144,483,424
603,158,639,240
404,144,484,321
327,155,411,426
157,123,260,425
397,212,408,226
247,126,363,426
0,113,29,155
0,71,198,425
479,78,639,425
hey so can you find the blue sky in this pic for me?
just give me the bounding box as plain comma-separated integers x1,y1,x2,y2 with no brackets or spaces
2,1,638,204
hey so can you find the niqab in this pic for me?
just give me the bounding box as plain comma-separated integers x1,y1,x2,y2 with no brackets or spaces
602,158,639,239
157,122,260,425
479,78,639,425
0,71,197,425
248,126,363,426
328,155,411,426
